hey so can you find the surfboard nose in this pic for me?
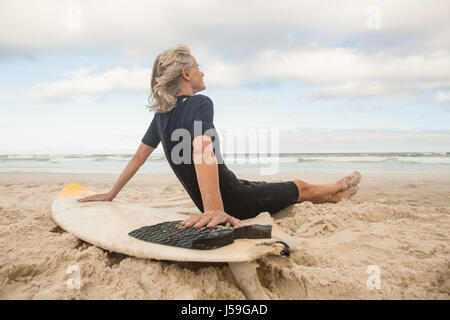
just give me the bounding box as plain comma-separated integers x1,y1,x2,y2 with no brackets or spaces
57,182,93,198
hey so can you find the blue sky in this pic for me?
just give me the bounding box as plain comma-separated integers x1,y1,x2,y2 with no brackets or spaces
1,0,449,154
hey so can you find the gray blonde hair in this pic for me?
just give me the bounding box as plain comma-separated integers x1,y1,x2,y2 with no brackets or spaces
146,44,193,113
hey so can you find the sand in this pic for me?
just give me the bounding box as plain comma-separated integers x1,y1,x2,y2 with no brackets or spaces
0,171,449,300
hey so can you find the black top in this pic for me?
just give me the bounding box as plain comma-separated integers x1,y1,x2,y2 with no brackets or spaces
141,94,300,219
142,94,236,212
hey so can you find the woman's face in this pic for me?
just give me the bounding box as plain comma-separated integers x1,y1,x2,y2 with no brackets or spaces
186,56,205,93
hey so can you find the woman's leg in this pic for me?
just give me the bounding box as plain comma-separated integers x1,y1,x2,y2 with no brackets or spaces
232,172,361,219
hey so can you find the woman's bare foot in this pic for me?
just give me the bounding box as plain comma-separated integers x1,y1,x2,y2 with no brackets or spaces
328,186,359,203
337,171,361,191
293,172,360,204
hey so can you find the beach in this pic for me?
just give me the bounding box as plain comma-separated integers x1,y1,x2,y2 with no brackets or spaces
0,171,449,299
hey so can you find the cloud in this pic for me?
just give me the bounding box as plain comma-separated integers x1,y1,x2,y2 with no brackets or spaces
27,65,151,102
1,0,449,58
23,45,450,103
4,0,448,102
58,65,96,78
436,91,450,103
246,47,450,100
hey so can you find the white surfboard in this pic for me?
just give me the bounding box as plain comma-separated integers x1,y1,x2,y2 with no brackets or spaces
51,182,297,299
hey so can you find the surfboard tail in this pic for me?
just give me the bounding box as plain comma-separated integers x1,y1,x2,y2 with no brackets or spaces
57,182,94,198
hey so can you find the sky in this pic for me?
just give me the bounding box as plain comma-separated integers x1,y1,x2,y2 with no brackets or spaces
0,0,449,154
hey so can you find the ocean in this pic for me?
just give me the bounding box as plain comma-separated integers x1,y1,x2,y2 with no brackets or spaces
0,152,449,174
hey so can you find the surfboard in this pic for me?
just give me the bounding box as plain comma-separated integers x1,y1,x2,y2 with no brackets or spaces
51,182,297,299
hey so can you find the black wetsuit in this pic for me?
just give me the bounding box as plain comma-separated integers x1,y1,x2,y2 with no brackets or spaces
141,94,299,220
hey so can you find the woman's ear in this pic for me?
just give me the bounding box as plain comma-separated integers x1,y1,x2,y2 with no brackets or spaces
181,69,190,79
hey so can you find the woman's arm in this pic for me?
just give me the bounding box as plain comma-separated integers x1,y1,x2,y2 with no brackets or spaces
107,142,155,199
77,142,155,202
192,135,224,212
181,135,240,228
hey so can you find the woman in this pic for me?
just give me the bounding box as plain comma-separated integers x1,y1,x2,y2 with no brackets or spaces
78,44,361,229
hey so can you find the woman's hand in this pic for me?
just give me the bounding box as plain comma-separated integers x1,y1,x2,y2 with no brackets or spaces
181,210,241,228
77,193,113,202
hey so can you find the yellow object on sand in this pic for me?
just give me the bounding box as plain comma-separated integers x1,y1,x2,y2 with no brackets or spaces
57,182,95,198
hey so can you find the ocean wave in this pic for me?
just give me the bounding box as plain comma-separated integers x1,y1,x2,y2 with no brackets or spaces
223,156,298,164
395,157,450,164
1,152,449,165
294,154,450,164
0,155,51,161
298,156,394,163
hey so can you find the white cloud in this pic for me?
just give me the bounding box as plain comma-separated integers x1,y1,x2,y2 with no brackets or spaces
1,0,449,57
247,47,450,99
24,46,450,102
27,65,151,101
3,0,448,102
436,91,450,103
58,65,96,78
